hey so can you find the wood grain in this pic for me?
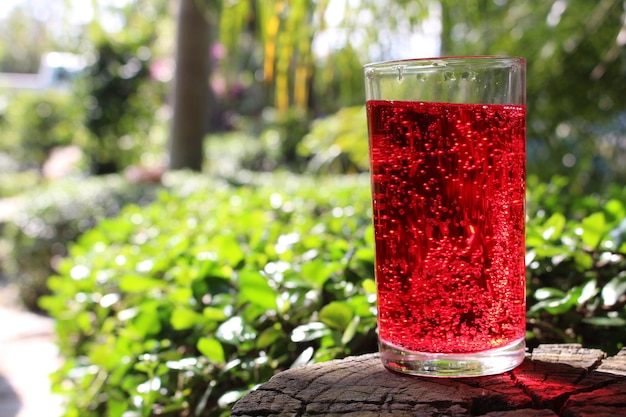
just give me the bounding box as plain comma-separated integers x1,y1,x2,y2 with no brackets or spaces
231,344,626,417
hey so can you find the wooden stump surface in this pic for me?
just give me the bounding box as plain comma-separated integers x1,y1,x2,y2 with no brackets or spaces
230,344,626,417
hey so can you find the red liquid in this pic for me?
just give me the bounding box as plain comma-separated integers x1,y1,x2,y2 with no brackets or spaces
367,100,526,354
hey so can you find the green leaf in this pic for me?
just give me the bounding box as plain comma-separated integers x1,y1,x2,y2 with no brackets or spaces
217,389,248,409
197,337,225,364
581,212,606,249
605,199,625,221
290,346,314,368
167,287,193,304
214,234,245,266
341,316,360,344
301,258,334,289
257,325,284,349
534,287,566,301
203,307,227,322
108,394,131,417
119,274,166,292
354,247,375,262
529,290,576,315
170,308,202,330
573,252,594,271
582,317,626,327
216,316,256,345
544,293,576,315
132,304,162,337
526,231,546,249
542,213,566,241
291,322,330,342
238,269,277,310
533,245,571,258
577,280,598,305
362,278,377,295
601,276,626,307
319,301,354,330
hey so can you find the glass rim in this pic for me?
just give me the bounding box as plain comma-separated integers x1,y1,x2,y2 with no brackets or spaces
363,55,526,72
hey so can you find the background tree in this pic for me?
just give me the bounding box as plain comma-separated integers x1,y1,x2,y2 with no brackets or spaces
213,0,626,192
216,0,433,116
2,0,624,189
168,0,211,171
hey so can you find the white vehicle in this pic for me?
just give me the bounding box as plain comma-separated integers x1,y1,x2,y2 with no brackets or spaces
0,52,85,91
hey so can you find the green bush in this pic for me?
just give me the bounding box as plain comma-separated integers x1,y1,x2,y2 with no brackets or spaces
250,105,369,176
76,32,166,174
41,174,376,417
5,175,160,311
297,106,369,175
40,172,626,416
525,175,626,353
0,90,88,170
246,108,312,172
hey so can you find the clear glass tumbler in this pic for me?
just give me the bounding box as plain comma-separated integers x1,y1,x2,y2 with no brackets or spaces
364,56,526,377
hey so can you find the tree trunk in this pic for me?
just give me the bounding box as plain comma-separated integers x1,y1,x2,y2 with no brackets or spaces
168,0,210,171
231,344,626,416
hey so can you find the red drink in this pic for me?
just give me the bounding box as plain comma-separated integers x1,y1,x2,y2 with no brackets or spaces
367,100,526,354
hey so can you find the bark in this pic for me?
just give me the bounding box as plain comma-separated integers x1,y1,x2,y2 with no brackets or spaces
168,0,210,171
231,344,626,417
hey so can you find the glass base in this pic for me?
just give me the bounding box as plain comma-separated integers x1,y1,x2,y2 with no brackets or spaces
379,337,526,378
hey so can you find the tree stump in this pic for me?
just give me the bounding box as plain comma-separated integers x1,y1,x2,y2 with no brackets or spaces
231,344,626,417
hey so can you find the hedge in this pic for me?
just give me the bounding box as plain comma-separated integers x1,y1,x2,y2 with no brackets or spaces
38,172,626,416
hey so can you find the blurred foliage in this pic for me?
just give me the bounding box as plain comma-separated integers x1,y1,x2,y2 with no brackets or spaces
77,2,169,174
253,108,311,171
215,0,430,116
203,131,264,177
230,106,368,175
0,0,171,177
0,4,58,73
38,171,626,416
1,0,624,187
439,0,626,193
212,0,626,192
4,175,160,311
297,106,369,174
0,90,88,170
0,170,40,199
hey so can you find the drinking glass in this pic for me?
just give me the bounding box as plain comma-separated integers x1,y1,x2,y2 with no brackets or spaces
364,56,526,377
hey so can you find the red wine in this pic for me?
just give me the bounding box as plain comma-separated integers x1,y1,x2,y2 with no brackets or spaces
367,100,526,354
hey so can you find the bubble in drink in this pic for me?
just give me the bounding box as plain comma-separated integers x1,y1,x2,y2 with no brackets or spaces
367,100,526,354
